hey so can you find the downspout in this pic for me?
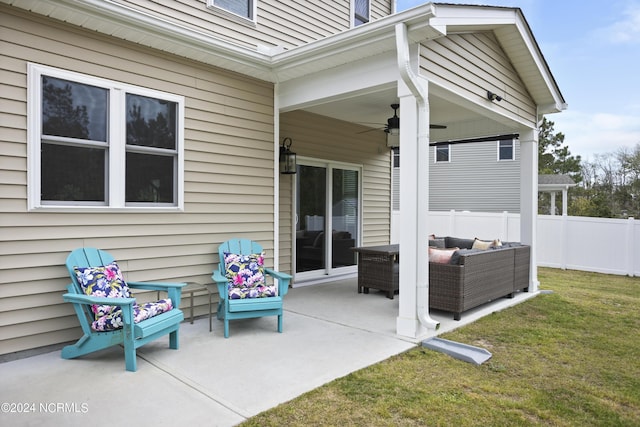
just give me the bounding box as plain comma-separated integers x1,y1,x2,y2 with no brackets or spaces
395,22,440,331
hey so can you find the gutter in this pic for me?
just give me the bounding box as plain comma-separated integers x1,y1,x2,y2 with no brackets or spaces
395,22,440,331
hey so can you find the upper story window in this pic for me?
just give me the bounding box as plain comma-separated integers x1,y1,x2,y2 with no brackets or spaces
498,139,515,161
353,0,370,27
435,144,450,162
208,0,255,22
28,64,184,211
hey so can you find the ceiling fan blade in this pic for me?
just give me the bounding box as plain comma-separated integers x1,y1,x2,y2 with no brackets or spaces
356,127,385,134
430,124,447,129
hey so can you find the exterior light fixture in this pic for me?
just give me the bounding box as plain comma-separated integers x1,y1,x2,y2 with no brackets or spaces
487,91,503,102
279,137,297,174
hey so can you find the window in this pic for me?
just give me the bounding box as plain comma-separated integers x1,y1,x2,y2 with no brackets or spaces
28,64,184,211
498,139,515,160
207,0,255,21
435,145,450,162
353,0,370,26
392,148,400,211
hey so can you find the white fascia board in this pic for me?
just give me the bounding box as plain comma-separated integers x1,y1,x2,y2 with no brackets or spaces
539,184,577,191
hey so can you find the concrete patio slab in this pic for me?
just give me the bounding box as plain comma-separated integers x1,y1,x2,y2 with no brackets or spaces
0,277,536,427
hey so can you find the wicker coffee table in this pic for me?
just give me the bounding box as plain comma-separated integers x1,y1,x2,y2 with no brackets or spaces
352,244,399,299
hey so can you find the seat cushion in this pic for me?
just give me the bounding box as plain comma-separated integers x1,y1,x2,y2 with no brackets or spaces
74,262,132,320
224,252,276,299
91,299,174,332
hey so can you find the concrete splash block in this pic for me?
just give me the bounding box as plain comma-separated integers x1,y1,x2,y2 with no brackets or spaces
422,338,492,365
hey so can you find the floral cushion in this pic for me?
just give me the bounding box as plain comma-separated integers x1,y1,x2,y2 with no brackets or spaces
74,262,174,331
74,262,132,320
224,252,276,299
91,298,173,332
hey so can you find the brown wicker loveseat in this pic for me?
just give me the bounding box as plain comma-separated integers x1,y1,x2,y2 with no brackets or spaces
429,237,530,320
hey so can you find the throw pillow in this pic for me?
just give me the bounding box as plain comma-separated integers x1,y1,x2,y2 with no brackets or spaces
224,251,266,287
74,262,132,320
472,238,502,250
429,247,459,264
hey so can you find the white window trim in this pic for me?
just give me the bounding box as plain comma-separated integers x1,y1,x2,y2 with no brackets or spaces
27,63,185,212
497,139,515,161
434,144,450,163
206,0,257,25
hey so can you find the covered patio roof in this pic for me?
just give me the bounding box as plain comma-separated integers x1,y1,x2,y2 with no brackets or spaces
277,3,566,143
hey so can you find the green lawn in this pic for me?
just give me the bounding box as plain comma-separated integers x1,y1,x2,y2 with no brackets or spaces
242,268,640,426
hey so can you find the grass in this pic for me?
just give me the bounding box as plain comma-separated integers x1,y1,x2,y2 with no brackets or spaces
241,268,640,426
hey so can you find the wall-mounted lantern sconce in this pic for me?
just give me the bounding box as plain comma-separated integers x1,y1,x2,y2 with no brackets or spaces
487,91,503,102
279,137,297,174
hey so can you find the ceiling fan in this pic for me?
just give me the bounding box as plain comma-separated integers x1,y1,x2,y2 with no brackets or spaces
358,104,447,134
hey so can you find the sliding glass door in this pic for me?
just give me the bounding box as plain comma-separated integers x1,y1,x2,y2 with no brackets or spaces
295,160,360,279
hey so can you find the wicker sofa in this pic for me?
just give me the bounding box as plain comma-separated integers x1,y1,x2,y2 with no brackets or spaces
428,237,530,320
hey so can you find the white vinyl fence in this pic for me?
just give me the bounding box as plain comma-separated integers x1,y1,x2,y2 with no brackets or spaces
391,211,640,277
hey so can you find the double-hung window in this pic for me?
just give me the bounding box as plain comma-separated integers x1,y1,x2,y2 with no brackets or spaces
353,0,370,27
207,0,255,22
28,64,184,211
498,139,515,161
435,144,450,162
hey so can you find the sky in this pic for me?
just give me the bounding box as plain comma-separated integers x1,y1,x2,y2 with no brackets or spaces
396,0,640,161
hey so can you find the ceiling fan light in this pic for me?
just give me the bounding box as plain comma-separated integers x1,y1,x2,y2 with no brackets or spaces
386,110,400,135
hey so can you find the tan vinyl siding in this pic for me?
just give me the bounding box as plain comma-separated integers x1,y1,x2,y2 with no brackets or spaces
112,0,394,51
0,6,276,355
279,110,392,274
429,140,521,213
420,32,536,123
371,0,392,19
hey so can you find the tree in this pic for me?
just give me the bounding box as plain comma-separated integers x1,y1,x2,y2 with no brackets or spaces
537,117,582,214
42,77,90,139
538,117,582,183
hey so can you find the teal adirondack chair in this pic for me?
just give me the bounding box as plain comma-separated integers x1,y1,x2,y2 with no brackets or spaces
212,239,292,338
62,248,186,371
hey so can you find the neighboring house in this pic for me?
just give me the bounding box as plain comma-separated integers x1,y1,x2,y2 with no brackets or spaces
0,1,565,356
392,135,521,214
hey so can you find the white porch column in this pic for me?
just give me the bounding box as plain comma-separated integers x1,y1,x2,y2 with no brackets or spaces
396,81,428,338
562,188,568,216
550,192,557,215
519,128,539,292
